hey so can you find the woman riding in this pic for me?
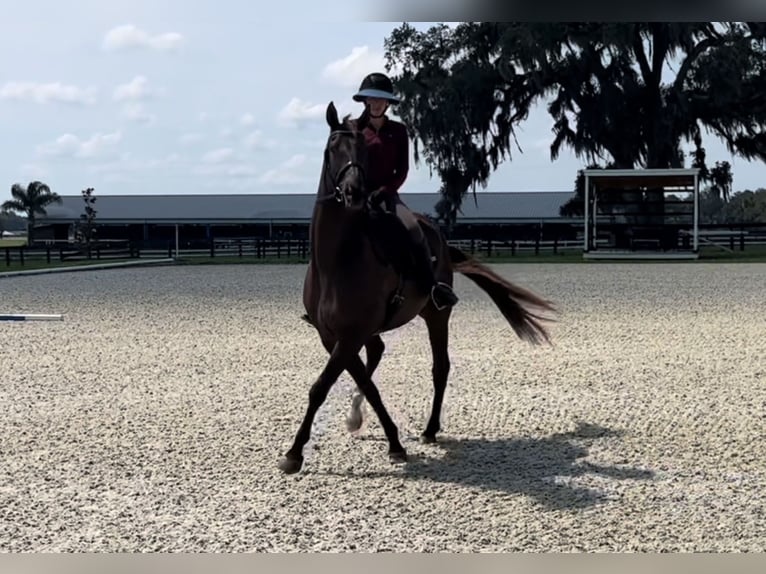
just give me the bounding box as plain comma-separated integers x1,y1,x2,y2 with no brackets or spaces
353,72,459,310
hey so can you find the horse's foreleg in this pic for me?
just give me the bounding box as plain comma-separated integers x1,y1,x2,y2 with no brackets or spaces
278,339,361,474
346,335,385,434
421,308,451,443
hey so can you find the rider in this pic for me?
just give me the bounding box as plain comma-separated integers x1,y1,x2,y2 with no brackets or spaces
353,72,459,310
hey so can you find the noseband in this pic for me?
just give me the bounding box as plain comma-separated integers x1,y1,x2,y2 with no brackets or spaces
328,160,366,203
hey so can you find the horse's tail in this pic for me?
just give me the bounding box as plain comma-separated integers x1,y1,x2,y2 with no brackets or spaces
447,246,557,346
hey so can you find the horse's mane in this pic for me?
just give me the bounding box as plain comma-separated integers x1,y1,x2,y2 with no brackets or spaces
341,113,358,131
340,110,370,133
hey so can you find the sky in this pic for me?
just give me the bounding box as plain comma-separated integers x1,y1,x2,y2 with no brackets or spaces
2,2,765,205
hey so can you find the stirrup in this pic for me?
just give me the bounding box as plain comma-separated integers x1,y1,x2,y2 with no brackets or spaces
430,282,457,311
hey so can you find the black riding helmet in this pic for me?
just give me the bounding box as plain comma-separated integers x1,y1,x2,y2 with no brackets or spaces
352,72,400,104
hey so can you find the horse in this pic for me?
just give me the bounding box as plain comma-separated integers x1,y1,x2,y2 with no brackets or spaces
277,101,557,474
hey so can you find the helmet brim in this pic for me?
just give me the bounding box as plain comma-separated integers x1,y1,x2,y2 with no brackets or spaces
353,88,400,103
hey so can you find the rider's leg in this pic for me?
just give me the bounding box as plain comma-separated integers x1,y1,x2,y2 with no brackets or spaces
389,195,458,309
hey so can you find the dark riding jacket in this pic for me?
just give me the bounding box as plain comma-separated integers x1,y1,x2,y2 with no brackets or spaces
363,118,409,196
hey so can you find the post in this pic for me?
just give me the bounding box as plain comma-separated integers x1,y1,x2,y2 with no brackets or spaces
693,171,699,253
592,191,598,249
584,173,590,252
175,224,180,259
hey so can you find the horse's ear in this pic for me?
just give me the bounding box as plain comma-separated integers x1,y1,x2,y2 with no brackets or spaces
326,101,340,130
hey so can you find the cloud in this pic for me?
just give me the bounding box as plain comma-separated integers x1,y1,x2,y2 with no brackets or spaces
192,161,260,180
226,165,259,178
201,147,235,164
278,97,325,127
321,45,404,88
37,131,123,159
121,102,156,125
0,81,97,105
19,163,48,180
89,153,183,175
277,97,358,128
103,24,184,52
243,130,277,150
258,154,314,185
113,76,154,101
179,133,204,146
112,76,157,124
240,113,256,127
322,46,386,88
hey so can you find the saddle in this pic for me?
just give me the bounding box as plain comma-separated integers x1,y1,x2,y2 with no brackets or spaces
363,203,444,329
302,206,441,332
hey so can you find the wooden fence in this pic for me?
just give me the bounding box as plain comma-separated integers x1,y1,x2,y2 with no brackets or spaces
3,227,766,268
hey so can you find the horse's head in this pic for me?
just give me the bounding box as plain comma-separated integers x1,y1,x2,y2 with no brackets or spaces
321,101,370,208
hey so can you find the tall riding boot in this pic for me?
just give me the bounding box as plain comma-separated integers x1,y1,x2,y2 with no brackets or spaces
409,236,459,310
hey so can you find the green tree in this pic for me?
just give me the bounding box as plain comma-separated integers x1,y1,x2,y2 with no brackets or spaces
698,188,727,224
1,181,62,245
384,22,766,219
75,187,98,256
723,188,766,223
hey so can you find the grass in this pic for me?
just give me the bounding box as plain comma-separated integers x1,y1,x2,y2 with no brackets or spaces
479,245,766,264
0,258,150,273
175,247,766,265
2,245,765,275
173,255,309,266
0,238,27,248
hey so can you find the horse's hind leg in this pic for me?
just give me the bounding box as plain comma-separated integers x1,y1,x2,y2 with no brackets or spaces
421,306,452,443
344,352,407,464
346,335,385,434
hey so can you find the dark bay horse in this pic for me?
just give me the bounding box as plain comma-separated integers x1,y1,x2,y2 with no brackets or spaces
278,101,557,474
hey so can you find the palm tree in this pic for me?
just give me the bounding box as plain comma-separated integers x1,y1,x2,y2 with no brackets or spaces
1,181,62,245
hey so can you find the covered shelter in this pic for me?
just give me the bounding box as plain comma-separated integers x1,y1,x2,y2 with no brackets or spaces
582,168,700,260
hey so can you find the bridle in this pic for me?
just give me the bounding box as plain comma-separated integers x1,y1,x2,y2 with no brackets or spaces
318,129,368,205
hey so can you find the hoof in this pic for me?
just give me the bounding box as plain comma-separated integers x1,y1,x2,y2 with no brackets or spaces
389,450,408,465
420,434,437,444
345,413,364,434
278,456,304,474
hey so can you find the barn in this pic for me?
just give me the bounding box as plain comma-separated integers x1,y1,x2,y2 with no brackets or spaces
36,191,579,247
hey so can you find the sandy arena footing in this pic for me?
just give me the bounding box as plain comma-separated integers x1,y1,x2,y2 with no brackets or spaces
0,263,764,552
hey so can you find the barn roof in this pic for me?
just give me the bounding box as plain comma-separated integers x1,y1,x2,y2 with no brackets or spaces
39,191,576,224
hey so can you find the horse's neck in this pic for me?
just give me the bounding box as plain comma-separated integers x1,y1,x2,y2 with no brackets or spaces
310,202,364,272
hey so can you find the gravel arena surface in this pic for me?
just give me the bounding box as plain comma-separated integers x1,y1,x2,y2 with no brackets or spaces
1,262,764,552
